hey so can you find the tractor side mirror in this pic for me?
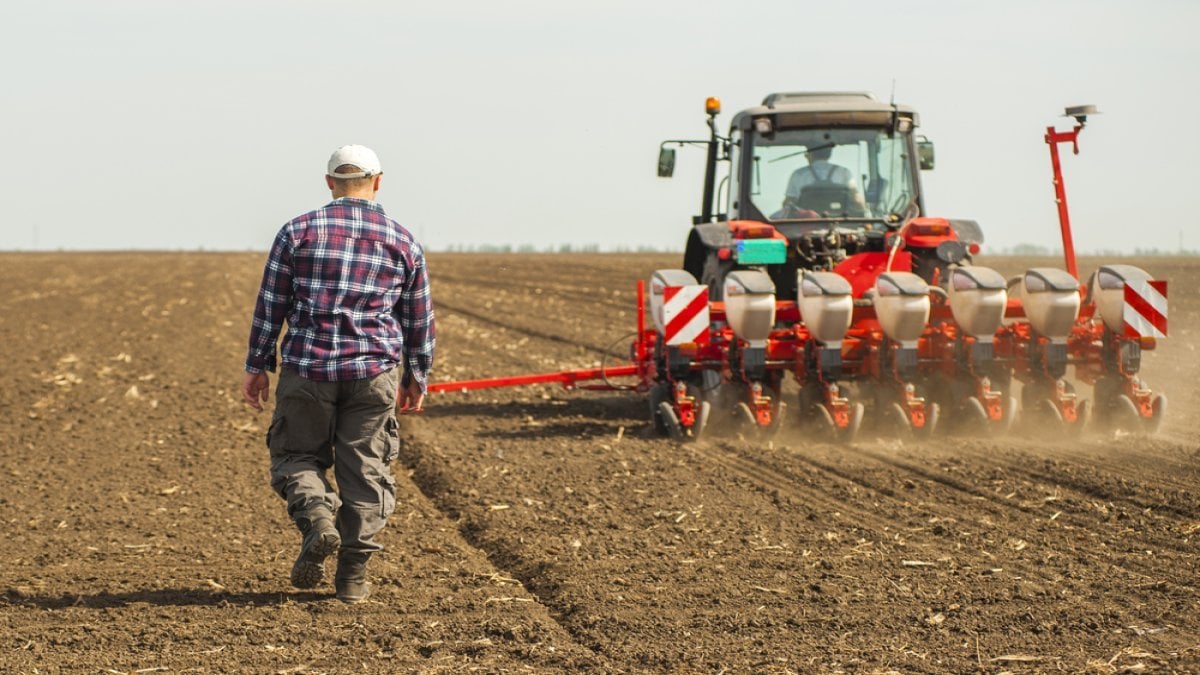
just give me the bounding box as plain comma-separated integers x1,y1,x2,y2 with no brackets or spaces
657,147,676,178
917,138,935,171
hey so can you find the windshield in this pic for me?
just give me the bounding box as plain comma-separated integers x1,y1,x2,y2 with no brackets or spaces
745,127,917,223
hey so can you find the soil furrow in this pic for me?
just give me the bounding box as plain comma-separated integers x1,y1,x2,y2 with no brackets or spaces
393,411,616,661
841,442,1198,586
695,438,1070,589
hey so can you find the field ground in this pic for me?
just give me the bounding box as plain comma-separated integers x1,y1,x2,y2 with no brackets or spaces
0,252,1197,673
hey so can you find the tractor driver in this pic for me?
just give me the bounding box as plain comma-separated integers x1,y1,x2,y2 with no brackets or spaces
777,144,865,217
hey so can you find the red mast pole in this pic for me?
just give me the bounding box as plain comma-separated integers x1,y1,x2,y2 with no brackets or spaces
636,279,647,361
1044,123,1084,279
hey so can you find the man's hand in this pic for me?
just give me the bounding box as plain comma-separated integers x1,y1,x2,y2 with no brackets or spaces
398,379,425,414
242,371,270,412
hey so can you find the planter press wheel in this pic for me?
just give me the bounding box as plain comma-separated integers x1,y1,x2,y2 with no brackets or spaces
734,399,788,439
649,381,708,441
920,403,940,437
1112,393,1166,435
962,396,1015,437
1072,399,1091,436
955,393,1012,437
693,398,712,440
735,401,757,429
839,402,865,445
1001,396,1019,436
963,396,990,434
888,401,937,437
657,401,684,440
1147,394,1167,434
801,395,835,438
814,401,836,430
1024,381,1083,434
1037,398,1063,425
808,399,862,445
649,383,679,439
1112,394,1143,434
1093,377,1164,434
764,400,787,439
890,402,912,434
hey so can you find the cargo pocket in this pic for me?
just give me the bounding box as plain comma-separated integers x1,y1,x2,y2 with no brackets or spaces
382,415,400,464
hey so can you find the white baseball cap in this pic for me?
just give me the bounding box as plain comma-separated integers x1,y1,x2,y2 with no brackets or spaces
327,144,382,178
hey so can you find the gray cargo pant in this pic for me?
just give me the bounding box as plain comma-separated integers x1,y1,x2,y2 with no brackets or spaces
267,367,400,555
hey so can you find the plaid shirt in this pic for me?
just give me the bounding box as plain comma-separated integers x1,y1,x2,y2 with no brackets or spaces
245,197,435,389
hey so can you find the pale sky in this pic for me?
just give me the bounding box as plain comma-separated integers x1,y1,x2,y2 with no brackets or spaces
1,0,1195,254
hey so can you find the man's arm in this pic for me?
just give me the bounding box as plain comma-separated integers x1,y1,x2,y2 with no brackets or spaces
242,227,294,409
396,242,435,407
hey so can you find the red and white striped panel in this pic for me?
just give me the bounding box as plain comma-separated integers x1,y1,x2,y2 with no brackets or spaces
662,285,709,346
1123,280,1167,339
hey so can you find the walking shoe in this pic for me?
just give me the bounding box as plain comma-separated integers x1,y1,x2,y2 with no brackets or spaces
290,514,340,589
335,554,371,604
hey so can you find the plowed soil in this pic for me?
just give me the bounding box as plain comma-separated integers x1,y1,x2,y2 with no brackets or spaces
1,252,1197,673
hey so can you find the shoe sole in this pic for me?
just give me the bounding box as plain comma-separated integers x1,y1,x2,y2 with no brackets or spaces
290,530,340,589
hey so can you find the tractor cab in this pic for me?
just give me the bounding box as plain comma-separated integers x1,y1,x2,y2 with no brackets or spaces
660,92,938,298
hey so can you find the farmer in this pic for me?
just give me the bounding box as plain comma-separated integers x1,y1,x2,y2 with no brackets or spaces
784,144,857,199
778,143,865,217
241,144,435,604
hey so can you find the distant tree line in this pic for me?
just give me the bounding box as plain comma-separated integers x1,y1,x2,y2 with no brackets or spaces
990,243,1200,256
439,243,678,253
434,242,1200,256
